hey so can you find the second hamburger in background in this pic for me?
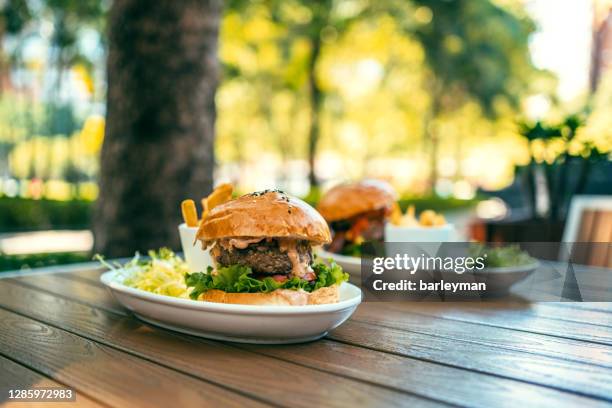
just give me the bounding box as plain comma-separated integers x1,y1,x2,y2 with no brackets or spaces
317,179,397,256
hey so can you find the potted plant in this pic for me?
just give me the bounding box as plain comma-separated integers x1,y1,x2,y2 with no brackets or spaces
482,113,609,242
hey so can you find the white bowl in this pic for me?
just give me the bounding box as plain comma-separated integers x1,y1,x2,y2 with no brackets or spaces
100,269,362,344
385,223,456,243
472,261,540,295
178,223,213,273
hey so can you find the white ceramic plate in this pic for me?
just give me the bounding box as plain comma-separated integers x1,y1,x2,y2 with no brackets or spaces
100,269,362,344
472,261,540,294
317,248,361,276
432,261,540,297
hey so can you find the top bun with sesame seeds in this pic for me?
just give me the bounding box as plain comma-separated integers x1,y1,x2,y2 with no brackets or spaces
196,190,331,246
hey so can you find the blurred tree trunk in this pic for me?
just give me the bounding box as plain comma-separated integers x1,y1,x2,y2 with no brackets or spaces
426,91,441,194
94,0,221,256
0,29,5,93
428,130,439,193
306,35,322,188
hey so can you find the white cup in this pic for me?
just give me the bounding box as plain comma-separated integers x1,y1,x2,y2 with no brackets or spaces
384,223,456,243
384,223,456,258
178,223,213,273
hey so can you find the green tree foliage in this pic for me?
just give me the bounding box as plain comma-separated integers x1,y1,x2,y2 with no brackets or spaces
0,0,31,94
224,0,385,186
3,0,552,199
411,0,537,190
224,0,538,191
1,0,31,35
42,0,106,111
412,0,535,114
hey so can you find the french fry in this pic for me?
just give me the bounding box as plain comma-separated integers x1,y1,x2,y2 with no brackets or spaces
419,210,437,227
433,214,447,226
214,183,233,196
406,205,416,219
390,202,403,226
181,199,199,227
200,183,234,221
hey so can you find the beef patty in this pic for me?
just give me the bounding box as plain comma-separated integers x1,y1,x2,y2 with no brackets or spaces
331,210,385,238
211,239,312,275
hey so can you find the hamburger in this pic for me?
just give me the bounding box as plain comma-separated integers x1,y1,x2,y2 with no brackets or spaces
185,190,348,306
317,179,397,256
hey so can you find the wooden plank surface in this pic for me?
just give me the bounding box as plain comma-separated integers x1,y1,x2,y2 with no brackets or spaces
0,278,601,407
453,301,612,327
0,355,103,408
58,268,105,282
0,279,438,408
9,273,612,405
13,273,125,314
353,304,612,366
0,307,267,408
371,302,612,345
56,269,107,287
237,342,605,408
330,321,612,401
546,301,612,313
1,266,611,407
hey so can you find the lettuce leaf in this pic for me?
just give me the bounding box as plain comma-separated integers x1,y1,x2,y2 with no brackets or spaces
185,261,348,300
340,243,362,257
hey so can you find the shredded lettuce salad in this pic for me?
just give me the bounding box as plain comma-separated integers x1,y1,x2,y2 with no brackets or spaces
96,248,191,298
469,244,535,268
185,260,348,300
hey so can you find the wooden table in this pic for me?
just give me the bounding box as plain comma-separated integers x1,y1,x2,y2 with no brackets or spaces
1,263,611,407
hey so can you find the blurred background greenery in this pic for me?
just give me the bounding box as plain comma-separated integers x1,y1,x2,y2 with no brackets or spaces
0,0,611,269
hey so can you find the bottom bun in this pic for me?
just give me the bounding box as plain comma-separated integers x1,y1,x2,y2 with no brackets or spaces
198,285,340,306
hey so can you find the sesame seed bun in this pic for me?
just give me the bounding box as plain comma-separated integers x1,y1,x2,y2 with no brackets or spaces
196,190,331,245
